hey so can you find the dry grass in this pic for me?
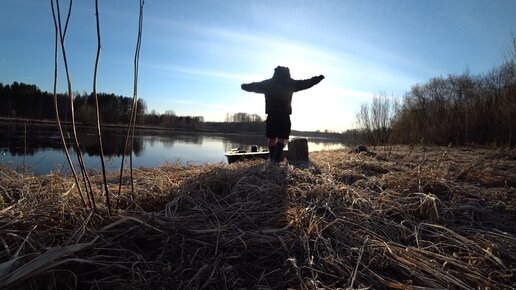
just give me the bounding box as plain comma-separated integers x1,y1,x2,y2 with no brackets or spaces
0,145,515,289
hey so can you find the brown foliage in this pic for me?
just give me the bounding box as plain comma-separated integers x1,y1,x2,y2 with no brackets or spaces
1,146,515,289
356,36,516,147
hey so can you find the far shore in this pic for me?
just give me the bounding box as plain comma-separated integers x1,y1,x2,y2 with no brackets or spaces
0,116,348,141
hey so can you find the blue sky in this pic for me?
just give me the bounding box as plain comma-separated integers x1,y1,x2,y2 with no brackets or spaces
1,0,515,132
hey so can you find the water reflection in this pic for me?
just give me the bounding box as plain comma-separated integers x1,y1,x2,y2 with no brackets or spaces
0,122,347,175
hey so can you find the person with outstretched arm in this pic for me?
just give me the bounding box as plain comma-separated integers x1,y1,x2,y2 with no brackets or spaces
241,66,324,163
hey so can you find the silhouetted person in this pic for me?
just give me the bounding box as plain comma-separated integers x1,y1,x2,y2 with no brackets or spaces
241,66,324,163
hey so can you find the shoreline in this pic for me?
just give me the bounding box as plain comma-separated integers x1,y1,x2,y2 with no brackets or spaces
0,116,346,141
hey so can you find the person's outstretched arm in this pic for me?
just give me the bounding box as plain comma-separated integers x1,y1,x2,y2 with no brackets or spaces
241,79,269,93
294,75,325,92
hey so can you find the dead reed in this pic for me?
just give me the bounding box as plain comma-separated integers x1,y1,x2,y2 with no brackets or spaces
0,146,515,289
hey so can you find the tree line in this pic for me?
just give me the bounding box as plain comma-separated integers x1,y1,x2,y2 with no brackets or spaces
142,111,265,133
143,109,205,130
0,84,270,134
355,37,516,147
0,82,146,125
225,112,263,123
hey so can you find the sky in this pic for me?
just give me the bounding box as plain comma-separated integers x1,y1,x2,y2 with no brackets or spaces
1,0,515,132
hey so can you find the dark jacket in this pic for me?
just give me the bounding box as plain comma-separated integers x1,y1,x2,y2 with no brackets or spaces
241,68,324,116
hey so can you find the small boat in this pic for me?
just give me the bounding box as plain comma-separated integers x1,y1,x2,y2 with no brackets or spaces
224,145,288,164
224,145,270,164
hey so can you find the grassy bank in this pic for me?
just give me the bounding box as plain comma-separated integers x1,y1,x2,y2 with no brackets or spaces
0,146,515,289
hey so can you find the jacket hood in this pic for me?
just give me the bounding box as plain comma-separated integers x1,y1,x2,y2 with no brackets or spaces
273,66,291,79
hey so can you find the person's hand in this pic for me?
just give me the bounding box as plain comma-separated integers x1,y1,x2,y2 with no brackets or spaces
319,75,325,81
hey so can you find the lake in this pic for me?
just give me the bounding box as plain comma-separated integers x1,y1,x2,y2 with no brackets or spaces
0,122,348,175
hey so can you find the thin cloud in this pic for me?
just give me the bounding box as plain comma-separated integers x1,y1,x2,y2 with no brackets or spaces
143,62,250,81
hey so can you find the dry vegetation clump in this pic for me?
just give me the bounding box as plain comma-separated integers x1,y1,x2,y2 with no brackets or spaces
0,145,515,289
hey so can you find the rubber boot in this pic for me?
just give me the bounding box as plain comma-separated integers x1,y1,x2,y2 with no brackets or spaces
269,146,275,161
272,142,284,163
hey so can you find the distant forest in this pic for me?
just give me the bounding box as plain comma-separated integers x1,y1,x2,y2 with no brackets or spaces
355,37,516,147
0,82,146,126
0,82,339,138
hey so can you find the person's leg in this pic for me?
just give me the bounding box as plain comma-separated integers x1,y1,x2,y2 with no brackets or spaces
268,137,277,160
266,115,278,161
272,116,291,163
272,138,286,163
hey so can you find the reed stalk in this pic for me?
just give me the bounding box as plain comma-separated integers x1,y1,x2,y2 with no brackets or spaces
54,0,96,211
50,0,86,207
92,0,111,215
117,0,145,204
22,122,27,173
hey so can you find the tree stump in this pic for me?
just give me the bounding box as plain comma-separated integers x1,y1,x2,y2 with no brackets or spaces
288,138,309,162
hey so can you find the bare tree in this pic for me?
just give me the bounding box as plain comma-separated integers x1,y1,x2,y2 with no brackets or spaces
355,93,395,145
388,44,515,147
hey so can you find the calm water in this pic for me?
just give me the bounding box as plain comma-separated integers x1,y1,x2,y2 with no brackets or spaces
0,122,348,175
